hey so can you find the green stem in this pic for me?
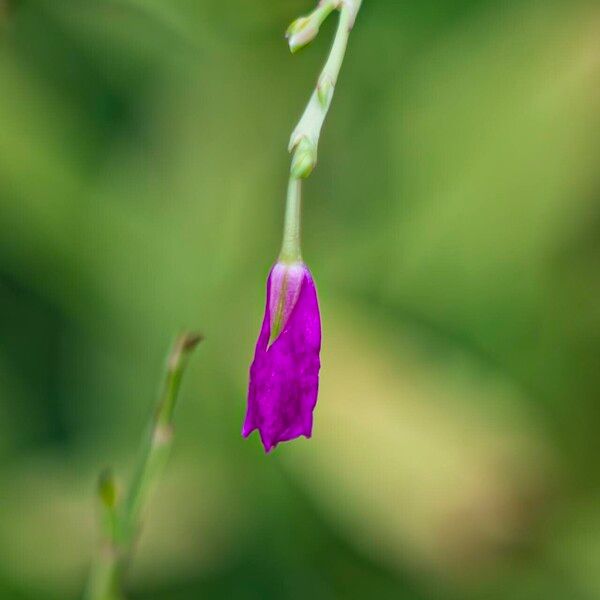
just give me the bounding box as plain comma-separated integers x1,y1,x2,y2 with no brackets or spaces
279,178,303,263
124,333,200,530
282,0,362,261
288,0,362,171
85,332,202,600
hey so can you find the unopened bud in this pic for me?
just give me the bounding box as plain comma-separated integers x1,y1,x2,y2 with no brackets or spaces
290,137,317,179
317,75,334,108
286,16,319,53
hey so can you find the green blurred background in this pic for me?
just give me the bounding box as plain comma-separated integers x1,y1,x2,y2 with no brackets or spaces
0,0,599,598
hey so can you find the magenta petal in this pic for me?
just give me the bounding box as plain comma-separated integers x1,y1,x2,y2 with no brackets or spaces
243,263,322,452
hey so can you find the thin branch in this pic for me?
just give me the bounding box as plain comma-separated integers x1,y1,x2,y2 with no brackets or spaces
85,332,203,600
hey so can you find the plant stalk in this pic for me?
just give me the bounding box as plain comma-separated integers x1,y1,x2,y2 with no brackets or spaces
85,332,202,600
280,0,362,262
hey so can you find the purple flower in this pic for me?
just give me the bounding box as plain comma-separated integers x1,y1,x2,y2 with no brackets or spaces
243,261,321,452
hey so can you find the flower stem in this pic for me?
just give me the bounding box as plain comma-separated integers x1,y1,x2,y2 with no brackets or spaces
85,332,203,600
280,0,362,262
279,177,303,263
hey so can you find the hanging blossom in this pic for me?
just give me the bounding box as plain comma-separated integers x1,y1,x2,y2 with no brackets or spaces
243,0,362,452
243,262,321,452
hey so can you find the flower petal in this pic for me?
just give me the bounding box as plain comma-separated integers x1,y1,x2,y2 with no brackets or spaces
243,263,321,452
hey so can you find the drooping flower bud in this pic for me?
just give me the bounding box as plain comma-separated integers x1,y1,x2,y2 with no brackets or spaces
243,262,322,452
285,16,320,53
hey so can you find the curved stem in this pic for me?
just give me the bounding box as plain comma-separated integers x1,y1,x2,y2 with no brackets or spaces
289,0,362,168
281,0,362,261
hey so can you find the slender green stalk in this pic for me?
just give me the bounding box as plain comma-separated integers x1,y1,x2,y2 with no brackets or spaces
279,0,362,263
279,178,303,264
85,332,203,600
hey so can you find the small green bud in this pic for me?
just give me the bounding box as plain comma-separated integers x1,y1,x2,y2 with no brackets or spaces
291,137,317,179
317,75,334,108
286,16,319,53
285,16,306,38
98,468,118,509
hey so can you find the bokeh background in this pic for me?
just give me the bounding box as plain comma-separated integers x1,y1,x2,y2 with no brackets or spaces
0,0,599,598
